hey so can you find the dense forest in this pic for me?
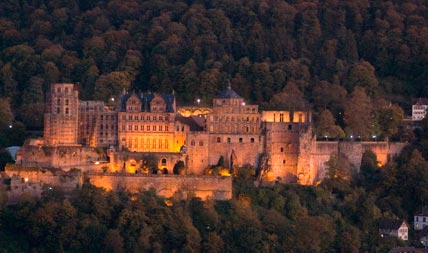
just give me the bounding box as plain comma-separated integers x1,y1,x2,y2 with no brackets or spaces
0,0,427,142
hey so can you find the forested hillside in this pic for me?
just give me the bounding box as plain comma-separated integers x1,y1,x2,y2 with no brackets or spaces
0,0,427,132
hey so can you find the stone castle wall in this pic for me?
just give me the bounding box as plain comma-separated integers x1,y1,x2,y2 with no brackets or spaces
3,165,232,201
86,173,232,200
309,141,407,183
16,139,105,170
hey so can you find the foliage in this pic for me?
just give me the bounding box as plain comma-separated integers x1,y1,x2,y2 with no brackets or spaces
0,0,426,132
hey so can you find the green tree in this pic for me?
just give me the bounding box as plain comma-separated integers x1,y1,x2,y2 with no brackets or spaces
344,87,374,140
315,109,345,139
94,71,132,102
346,61,379,97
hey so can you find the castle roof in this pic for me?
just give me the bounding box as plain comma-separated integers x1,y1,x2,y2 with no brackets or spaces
120,92,175,112
176,115,205,131
216,85,242,99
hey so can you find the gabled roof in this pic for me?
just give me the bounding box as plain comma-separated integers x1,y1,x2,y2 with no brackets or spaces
379,218,408,230
414,98,428,106
216,85,242,99
120,92,175,112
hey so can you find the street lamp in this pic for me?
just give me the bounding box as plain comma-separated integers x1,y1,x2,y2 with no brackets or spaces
324,135,328,141
372,135,377,141
196,98,201,105
350,135,354,140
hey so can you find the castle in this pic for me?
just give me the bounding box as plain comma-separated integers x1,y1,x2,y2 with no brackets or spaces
18,83,314,182
8,83,407,201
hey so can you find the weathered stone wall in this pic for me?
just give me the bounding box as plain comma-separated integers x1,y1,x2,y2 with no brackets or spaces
265,122,301,183
310,141,407,184
86,173,232,200
16,140,105,170
207,134,263,169
186,132,209,174
4,164,82,189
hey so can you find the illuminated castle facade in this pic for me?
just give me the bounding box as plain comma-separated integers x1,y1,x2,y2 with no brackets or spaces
39,83,313,183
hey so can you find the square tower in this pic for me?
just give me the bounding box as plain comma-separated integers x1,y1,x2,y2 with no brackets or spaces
44,83,79,146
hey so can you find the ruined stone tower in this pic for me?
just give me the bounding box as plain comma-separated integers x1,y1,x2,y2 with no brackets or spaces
44,83,79,146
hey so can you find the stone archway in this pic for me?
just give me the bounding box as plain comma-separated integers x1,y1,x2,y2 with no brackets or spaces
173,160,185,175
161,168,168,174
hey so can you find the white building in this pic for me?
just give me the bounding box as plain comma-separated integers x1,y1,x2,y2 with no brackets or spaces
379,219,409,240
412,99,428,121
414,212,428,230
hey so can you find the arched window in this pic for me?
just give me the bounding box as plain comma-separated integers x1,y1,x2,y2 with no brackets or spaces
251,138,254,143
239,138,243,143
161,158,167,166
280,147,284,152
191,140,195,146
199,140,203,146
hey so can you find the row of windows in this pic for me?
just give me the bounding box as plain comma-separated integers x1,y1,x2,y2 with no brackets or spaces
100,115,116,120
176,125,185,132
413,111,426,115
99,132,117,137
215,137,256,143
211,125,258,133
57,99,70,106
121,115,170,121
415,217,427,222
121,125,169,132
57,107,70,114
212,116,260,122
56,87,70,93
100,124,117,130
123,138,169,149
